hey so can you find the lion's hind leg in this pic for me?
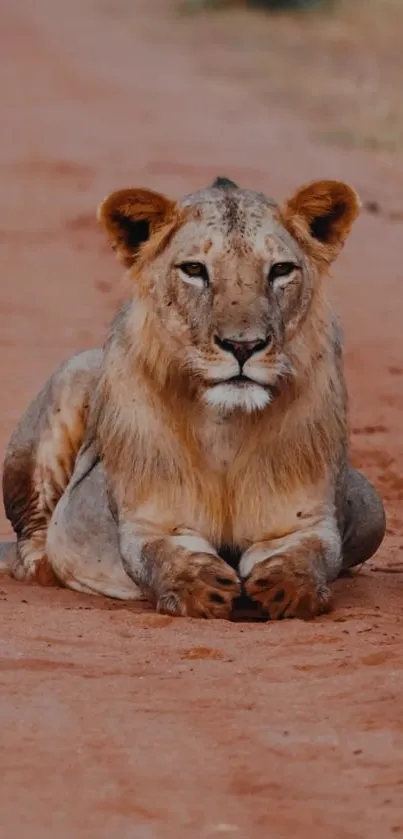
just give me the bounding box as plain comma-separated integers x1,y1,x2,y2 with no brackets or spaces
47,455,142,601
341,468,386,571
2,349,102,585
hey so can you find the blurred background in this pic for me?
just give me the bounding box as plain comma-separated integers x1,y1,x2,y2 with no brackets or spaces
181,0,403,153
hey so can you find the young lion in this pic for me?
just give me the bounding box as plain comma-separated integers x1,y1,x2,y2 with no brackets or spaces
1,177,385,619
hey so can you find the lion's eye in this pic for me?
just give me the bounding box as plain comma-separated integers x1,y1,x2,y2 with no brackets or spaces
268,262,296,283
179,262,208,278
177,261,209,287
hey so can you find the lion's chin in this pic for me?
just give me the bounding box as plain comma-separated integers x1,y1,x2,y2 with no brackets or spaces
203,382,272,413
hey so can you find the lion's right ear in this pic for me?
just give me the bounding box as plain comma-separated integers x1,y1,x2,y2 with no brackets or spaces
280,180,360,269
97,188,179,267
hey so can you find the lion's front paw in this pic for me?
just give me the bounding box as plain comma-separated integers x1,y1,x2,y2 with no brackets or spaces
156,553,241,619
243,555,332,620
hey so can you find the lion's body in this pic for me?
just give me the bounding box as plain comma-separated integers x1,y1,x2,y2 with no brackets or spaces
1,178,386,619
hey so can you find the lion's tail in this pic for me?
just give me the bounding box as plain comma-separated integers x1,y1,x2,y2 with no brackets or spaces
0,541,17,575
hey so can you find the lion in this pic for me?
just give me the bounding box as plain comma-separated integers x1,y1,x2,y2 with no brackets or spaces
0,176,386,619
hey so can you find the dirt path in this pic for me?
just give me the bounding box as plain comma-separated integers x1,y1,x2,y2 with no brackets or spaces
1,2,403,837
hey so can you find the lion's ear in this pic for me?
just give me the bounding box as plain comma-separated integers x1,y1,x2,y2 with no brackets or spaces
97,188,178,267
280,180,360,267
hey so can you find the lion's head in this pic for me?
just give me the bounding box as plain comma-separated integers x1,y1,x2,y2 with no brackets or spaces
98,177,359,413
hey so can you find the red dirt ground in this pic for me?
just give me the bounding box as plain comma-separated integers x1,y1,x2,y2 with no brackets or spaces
1,2,403,837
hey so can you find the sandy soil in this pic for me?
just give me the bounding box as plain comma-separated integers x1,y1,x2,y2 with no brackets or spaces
1,1,403,837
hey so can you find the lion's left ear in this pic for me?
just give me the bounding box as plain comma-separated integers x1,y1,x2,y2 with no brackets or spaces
280,180,361,267
97,187,180,267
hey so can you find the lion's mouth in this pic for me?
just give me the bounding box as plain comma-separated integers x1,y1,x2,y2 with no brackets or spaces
208,374,279,398
227,374,252,385
210,374,254,386
210,373,273,390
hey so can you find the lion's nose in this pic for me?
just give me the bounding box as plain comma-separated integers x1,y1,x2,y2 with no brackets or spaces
214,335,270,367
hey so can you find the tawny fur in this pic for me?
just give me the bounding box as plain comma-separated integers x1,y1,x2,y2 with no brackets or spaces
1,177,384,620
2,350,102,583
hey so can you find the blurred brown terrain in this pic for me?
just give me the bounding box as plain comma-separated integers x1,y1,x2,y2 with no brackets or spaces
1,1,403,838
181,0,403,153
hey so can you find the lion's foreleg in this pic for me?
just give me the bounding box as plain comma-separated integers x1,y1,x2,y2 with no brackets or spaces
119,518,240,619
239,518,341,620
